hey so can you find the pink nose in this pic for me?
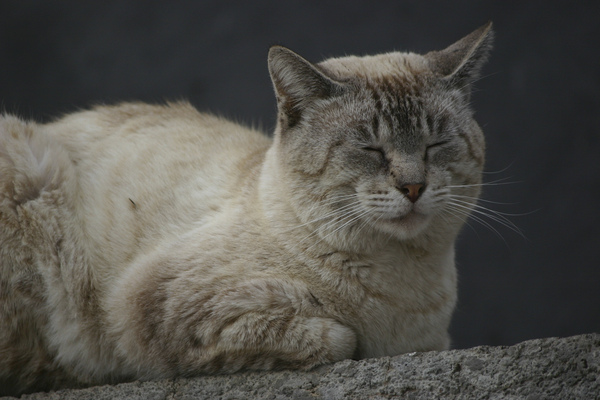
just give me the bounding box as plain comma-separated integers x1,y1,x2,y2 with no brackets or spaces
399,183,425,203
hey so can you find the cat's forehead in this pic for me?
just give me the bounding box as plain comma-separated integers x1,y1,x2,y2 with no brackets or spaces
318,52,438,115
317,53,447,152
317,52,430,85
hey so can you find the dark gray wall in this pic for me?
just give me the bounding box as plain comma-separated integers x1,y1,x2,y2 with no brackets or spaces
1,1,598,349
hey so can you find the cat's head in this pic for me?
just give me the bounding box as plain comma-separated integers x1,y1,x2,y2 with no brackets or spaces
268,23,493,251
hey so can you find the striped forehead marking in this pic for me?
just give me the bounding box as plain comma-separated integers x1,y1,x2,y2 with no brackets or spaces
364,77,427,151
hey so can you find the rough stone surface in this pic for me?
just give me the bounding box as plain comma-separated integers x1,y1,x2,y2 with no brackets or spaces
5,334,599,399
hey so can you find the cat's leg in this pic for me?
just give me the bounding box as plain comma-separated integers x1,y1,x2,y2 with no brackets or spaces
109,272,357,377
198,310,357,373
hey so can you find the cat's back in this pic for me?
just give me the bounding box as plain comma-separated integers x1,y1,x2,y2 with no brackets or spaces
46,102,270,174
46,102,272,267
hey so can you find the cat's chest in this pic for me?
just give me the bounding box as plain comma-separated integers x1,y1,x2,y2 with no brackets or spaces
316,250,457,357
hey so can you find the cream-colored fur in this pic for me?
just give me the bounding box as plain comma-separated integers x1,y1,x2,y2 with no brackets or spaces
0,23,493,395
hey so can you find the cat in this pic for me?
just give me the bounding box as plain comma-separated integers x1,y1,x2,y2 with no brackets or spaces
0,22,493,396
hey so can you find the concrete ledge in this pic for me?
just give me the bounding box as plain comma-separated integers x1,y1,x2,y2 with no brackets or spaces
8,334,599,399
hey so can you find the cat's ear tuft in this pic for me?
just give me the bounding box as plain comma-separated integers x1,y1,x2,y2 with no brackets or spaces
425,21,494,96
268,46,342,129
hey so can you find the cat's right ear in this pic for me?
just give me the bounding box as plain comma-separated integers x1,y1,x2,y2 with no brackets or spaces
268,46,342,129
424,22,494,99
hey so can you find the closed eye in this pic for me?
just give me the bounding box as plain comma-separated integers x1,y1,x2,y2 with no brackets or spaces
427,140,450,150
424,140,450,160
362,146,385,157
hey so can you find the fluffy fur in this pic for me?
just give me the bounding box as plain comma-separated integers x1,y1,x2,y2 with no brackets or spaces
0,23,493,395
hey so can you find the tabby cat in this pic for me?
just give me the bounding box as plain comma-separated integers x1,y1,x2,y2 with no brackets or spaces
0,23,493,395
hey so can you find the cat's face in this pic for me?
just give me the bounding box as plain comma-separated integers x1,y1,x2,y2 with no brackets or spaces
268,23,492,250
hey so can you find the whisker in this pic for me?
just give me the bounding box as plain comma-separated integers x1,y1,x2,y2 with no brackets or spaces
444,203,509,244
281,196,361,233
296,202,365,248
354,207,382,239
446,181,520,190
448,197,528,218
482,161,516,175
304,206,374,252
446,200,525,238
295,211,360,245
321,207,373,240
438,208,481,238
448,193,519,206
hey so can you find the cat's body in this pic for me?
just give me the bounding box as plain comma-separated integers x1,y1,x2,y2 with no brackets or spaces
0,23,492,395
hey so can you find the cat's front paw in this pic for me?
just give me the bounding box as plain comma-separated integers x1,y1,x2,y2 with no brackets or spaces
305,317,356,365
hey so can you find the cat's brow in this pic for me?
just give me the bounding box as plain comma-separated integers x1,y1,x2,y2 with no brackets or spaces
364,80,427,152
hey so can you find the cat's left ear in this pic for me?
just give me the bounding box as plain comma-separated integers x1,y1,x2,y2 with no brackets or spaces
268,46,344,129
425,21,494,98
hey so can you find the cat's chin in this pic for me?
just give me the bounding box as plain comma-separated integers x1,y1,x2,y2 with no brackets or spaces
379,211,431,239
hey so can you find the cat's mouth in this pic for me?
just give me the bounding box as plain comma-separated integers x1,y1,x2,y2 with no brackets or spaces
377,210,431,239
388,211,422,222
385,210,429,229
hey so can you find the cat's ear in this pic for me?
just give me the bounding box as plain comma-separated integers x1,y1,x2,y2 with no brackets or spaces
425,21,494,97
268,46,343,129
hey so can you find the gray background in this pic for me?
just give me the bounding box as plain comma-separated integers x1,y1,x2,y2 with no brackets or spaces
1,1,598,349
